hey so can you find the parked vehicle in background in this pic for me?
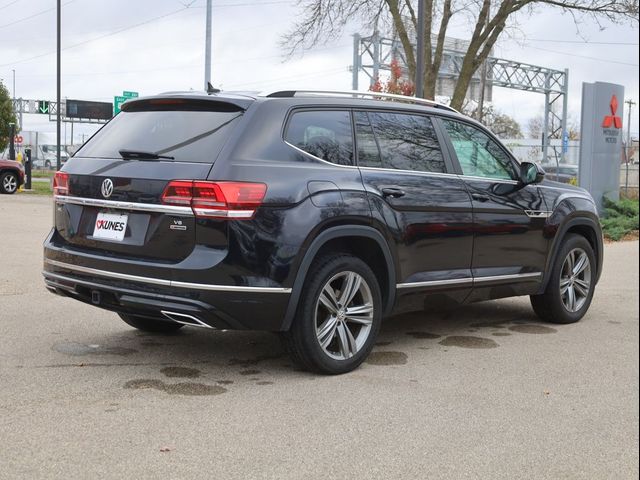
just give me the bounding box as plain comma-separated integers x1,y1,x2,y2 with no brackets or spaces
544,164,579,183
43,90,603,374
0,158,25,194
39,145,70,169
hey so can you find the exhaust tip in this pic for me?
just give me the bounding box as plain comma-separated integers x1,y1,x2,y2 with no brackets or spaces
161,310,214,329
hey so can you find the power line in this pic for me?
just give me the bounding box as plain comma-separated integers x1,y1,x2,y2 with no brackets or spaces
528,45,639,67
1,42,350,78
0,6,197,67
0,0,20,11
529,38,639,46
0,0,76,29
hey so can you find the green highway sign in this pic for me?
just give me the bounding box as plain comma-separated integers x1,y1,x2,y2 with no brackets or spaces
114,91,139,114
37,100,50,114
113,95,127,115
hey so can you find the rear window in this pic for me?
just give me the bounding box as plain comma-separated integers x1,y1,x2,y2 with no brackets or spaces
76,102,243,163
284,110,354,166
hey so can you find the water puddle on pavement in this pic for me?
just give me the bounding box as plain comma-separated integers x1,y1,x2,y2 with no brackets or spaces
508,324,557,334
124,379,227,396
405,331,441,339
438,336,499,349
160,367,201,378
53,342,137,356
365,351,408,365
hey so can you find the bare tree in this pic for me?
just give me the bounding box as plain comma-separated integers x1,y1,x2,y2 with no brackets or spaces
282,0,638,110
466,104,524,138
527,107,580,139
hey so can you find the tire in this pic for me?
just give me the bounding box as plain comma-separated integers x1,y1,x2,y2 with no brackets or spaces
0,172,19,194
45,160,52,169
118,313,184,333
531,234,596,324
281,254,382,374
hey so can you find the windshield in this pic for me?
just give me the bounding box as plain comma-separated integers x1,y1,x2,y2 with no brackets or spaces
76,106,243,163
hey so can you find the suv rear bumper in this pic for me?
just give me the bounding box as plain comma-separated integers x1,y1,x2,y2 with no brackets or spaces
43,238,292,331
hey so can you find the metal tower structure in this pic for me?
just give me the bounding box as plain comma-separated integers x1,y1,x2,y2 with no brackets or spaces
351,32,569,165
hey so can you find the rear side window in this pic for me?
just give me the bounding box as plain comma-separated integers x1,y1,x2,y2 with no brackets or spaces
355,111,445,173
284,110,354,166
76,101,243,163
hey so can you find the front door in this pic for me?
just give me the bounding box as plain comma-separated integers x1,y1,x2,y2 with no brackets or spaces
437,117,549,301
354,110,474,310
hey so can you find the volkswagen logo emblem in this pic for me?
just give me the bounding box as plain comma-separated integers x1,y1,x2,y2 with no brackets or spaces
101,178,114,198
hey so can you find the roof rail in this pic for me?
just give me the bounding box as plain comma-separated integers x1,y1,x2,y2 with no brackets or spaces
263,89,459,113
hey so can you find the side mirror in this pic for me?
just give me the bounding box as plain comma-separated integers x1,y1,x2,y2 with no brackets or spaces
520,161,545,185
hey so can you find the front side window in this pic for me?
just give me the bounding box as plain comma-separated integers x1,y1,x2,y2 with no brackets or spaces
356,111,445,173
284,110,353,166
441,119,517,180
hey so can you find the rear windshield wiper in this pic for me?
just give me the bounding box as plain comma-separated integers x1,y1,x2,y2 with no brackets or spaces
118,149,175,161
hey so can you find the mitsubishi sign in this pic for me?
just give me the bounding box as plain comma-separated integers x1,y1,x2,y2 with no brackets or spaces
579,81,625,213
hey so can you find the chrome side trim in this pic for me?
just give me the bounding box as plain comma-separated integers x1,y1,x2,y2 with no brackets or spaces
473,272,542,283
161,311,214,329
461,175,519,185
397,272,542,289
397,277,473,289
54,195,193,216
358,166,460,180
284,141,359,170
524,210,552,218
44,259,292,293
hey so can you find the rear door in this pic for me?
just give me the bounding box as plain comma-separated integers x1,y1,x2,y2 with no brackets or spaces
354,110,474,308
55,98,246,262
436,117,549,295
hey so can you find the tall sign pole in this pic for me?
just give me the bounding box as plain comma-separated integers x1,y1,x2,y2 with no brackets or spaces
415,0,425,98
204,0,212,90
56,0,61,171
624,99,636,194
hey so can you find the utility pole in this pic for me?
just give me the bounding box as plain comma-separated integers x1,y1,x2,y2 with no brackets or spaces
11,69,15,100
624,99,636,194
415,0,425,98
204,0,212,90
56,0,61,171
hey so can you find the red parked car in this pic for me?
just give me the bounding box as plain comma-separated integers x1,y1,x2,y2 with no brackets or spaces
0,158,25,194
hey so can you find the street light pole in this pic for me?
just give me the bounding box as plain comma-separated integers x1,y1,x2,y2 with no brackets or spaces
415,0,425,98
204,0,212,90
624,99,636,194
56,0,61,171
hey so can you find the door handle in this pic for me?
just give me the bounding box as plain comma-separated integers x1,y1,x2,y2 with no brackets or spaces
471,193,490,202
381,188,406,198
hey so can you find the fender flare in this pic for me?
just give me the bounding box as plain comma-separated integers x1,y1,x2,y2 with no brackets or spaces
539,216,603,293
280,225,397,331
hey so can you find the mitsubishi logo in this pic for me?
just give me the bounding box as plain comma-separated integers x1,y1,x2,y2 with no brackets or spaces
602,95,623,129
101,178,114,198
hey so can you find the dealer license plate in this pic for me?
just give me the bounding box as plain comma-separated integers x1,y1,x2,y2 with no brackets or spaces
93,212,128,241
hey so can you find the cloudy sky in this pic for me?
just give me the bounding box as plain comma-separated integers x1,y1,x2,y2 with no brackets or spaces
0,0,638,141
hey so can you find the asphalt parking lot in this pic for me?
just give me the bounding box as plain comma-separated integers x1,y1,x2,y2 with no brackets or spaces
1,194,638,479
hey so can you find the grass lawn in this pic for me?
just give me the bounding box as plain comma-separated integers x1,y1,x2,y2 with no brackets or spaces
30,169,56,179
20,182,52,195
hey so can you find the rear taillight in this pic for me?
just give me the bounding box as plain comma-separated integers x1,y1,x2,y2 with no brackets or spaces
53,171,69,196
161,180,267,219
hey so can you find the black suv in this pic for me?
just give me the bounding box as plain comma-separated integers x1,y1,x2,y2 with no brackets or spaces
43,90,603,374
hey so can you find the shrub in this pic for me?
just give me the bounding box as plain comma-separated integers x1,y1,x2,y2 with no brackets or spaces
601,197,639,241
